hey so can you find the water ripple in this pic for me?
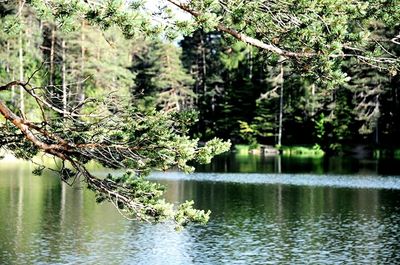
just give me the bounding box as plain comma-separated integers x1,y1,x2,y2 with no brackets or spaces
150,172,400,190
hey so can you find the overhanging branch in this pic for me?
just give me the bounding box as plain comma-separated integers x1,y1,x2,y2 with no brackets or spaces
167,0,316,58
166,0,399,66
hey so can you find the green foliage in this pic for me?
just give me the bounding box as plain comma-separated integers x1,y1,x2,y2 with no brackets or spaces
174,200,210,229
314,113,326,141
220,42,248,70
234,144,252,155
91,171,210,229
238,121,257,145
131,40,195,111
0,0,233,228
280,145,325,157
32,166,45,176
196,138,232,164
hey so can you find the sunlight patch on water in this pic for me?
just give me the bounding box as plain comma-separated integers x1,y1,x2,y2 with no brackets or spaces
149,172,400,190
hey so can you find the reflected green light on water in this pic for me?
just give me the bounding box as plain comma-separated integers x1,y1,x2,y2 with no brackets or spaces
196,153,400,175
0,159,400,264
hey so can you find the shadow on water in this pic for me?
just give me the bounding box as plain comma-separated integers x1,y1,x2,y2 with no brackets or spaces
196,153,400,175
0,158,400,264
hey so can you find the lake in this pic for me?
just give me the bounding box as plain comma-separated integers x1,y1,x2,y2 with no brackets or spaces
1,155,400,264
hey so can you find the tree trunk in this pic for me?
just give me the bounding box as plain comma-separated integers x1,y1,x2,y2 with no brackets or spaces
248,46,253,80
375,97,380,145
6,41,15,104
62,39,67,118
12,68,15,102
78,21,86,104
18,29,24,113
200,33,207,95
18,0,25,113
311,83,315,116
6,41,10,79
50,26,55,86
278,64,284,146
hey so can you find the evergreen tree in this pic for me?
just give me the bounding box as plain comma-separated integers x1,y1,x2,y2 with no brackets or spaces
131,40,195,111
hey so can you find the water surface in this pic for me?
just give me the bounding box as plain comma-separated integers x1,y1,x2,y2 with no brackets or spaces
197,153,400,175
0,158,400,264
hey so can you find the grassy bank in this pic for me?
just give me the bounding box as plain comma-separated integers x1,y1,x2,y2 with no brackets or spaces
280,145,325,157
234,144,325,157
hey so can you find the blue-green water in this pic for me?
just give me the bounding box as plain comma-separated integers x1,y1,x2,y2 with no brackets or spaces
1,157,400,264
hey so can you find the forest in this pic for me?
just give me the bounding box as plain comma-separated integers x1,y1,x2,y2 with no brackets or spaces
1,1,400,154
0,0,399,224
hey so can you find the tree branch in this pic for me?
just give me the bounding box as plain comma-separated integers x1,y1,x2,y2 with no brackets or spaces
166,0,399,67
166,0,316,58
0,78,224,226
